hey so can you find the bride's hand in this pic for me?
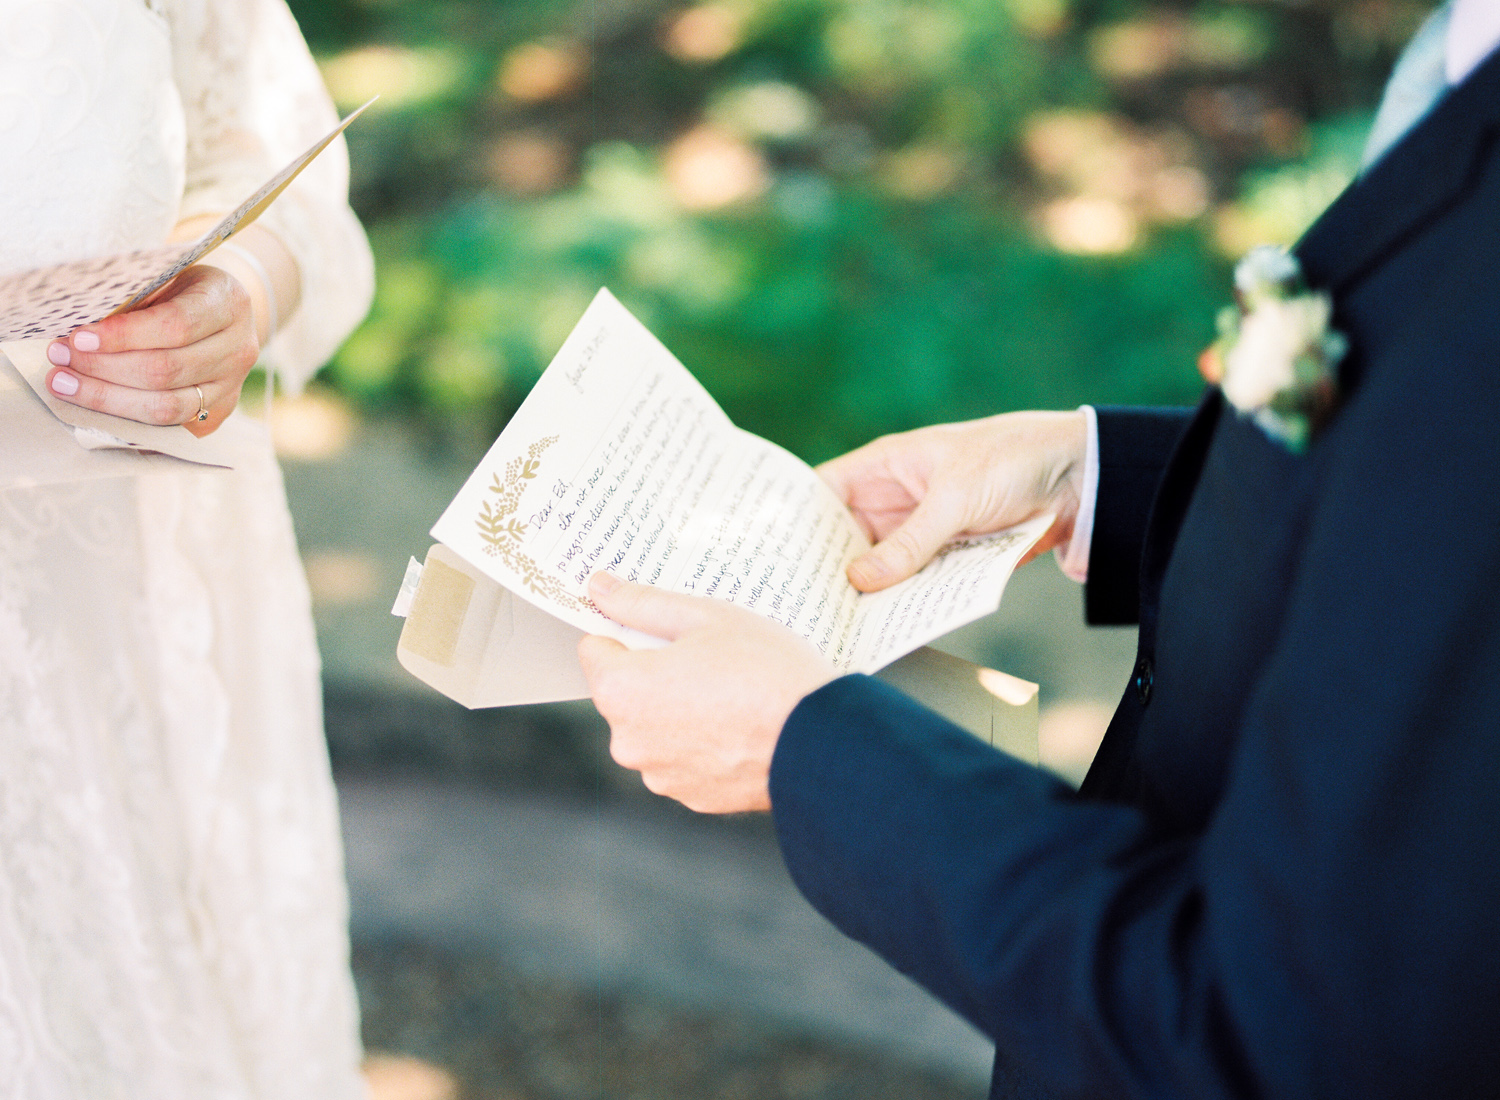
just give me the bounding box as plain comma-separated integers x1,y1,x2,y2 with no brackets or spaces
44,263,260,437
818,409,1089,592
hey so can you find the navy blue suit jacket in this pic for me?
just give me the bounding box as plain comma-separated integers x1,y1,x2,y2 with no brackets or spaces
770,47,1500,1100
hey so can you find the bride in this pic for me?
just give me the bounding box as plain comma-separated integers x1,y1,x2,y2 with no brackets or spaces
0,1,372,1095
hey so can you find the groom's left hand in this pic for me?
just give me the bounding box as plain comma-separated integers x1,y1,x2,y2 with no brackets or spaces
578,572,837,814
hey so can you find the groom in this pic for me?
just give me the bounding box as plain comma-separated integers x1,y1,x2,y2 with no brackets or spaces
577,4,1500,1097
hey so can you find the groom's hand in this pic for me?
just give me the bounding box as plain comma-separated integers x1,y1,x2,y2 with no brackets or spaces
818,409,1088,591
578,573,837,814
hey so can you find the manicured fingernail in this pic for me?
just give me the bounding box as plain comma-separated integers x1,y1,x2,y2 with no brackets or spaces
50,371,79,396
73,330,100,352
47,341,70,366
853,557,887,585
589,572,621,597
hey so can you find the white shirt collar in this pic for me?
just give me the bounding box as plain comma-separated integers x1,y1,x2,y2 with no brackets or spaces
1447,0,1500,84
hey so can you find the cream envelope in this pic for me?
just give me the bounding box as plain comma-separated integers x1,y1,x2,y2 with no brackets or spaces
1,339,255,469
395,543,594,708
395,543,1039,763
0,351,196,489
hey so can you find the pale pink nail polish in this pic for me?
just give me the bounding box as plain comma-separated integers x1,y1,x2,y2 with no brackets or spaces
50,371,79,397
73,331,100,352
47,342,70,367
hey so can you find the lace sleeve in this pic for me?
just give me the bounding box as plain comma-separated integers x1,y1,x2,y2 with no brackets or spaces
164,0,374,393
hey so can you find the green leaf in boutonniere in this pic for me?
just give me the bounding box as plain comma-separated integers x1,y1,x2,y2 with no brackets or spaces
1198,245,1347,454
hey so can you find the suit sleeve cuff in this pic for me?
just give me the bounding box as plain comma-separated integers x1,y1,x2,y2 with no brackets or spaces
1084,406,1195,625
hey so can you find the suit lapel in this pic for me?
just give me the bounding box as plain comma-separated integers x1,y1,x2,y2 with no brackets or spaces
1296,44,1500,295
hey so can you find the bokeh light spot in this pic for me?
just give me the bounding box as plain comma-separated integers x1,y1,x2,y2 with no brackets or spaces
1024,109,1209,236
319,46,464,113
662,4,745,63
497,40,587,103
883,144,965,200
1090,11,1269,81
709,81,819,141
363,1052,459,1100
267,389,356,462
303,549,383,609
664,125,770,210
485,129,571,195
1147,165,1210,221
1005,0,1070,38
1039,197,1139,255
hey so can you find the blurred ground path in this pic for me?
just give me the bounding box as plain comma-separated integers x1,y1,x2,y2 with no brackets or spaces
339,775,995,1084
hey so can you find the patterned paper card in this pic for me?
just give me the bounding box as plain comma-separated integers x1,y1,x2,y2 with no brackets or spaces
0,245,194,343
0,96,376,343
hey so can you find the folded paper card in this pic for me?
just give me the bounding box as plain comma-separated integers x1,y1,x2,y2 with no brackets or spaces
396,288,1046,758
0,97,375,471
1,340,255,469
0,97,376,344
0,351,207,490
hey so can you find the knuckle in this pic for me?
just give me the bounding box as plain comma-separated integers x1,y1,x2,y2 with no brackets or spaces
576,638,602,676
74,385,108,413
221,344,258,386
228,289,256,332
586,660,623,705
590,677,619,718
236,337,260,372
157,301,194,346
887,527,924,566
222,270,251,307
146,388,185,425
140,351,179,390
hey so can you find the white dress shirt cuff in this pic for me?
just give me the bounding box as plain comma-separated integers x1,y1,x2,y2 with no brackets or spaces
1055,404,1099,584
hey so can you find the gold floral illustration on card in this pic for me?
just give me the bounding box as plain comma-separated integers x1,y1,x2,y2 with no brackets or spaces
475,435,586,611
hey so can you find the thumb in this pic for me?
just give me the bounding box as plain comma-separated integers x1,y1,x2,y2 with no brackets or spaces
846,493,964,592
576,633,630,684
587,572,714,641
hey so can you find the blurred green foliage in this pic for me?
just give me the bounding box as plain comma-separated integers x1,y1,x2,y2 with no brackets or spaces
288,0,1428,462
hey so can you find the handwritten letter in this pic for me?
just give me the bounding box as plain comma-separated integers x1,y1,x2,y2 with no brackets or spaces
432,289,1047,671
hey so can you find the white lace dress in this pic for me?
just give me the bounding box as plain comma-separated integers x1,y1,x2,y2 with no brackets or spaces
0,1,374,1096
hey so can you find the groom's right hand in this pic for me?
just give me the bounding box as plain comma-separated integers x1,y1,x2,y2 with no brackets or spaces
579,572,837,815
817,409,1088,592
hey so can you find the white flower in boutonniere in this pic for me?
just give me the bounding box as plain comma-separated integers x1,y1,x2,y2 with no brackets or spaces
1198,245,1348,454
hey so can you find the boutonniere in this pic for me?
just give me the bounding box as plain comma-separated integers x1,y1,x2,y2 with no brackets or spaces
1197,245,1347,454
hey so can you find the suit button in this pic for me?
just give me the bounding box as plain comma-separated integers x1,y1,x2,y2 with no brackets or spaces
1134,657,1154,706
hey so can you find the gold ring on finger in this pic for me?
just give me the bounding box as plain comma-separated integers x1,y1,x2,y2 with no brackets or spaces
193,384,208,423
